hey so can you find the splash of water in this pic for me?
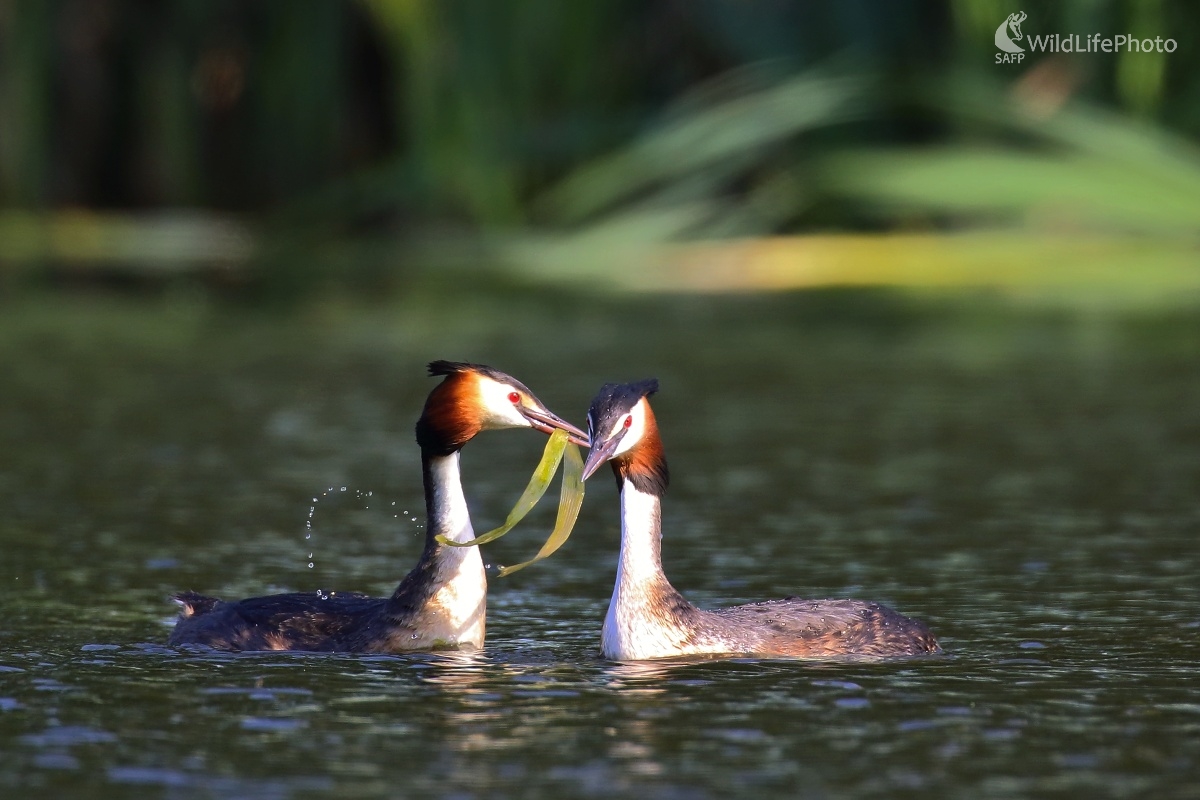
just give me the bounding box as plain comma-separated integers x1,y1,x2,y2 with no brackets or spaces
304,487,423,572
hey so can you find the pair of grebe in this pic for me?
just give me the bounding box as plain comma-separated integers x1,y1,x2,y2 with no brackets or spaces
169,363,938,659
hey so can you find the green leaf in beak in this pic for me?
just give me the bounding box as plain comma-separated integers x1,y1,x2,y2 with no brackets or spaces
436,427,569,548
495,440,585,577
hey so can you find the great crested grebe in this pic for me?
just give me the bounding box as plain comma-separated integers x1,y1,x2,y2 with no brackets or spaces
581,380,939,661
168,361,587,652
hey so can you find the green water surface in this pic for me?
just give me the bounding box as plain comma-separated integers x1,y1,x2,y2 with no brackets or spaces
1,290,1198,799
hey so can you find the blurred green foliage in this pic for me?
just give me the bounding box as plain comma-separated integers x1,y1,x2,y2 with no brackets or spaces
1,1,1196,222
0,0,1197,299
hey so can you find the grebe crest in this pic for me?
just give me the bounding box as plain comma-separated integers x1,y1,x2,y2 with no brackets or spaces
582,378,940,662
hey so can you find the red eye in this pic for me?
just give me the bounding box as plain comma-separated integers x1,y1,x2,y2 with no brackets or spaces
623,415,633,428
508,392,521,403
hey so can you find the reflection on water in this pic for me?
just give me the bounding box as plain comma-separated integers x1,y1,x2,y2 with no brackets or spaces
604,658,697,688
1,293,1199,798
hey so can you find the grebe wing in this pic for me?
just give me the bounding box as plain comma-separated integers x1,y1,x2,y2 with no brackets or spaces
712,598,874,634
712,598,939,658
168,591,383,650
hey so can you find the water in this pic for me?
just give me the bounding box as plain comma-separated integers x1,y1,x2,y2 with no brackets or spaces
1,292,1199,798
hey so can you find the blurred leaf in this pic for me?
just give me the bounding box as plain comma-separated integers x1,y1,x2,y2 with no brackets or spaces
499,230,1200,306
821,83,1200,236
943,78,1200,194
540,70,867,224
820,146,1200,235
0,211,254,270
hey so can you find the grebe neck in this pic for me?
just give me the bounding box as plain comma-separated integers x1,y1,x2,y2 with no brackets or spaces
422,451,475,546
608,410,673,597
602,476,699,660
614,482,669,589
387,449,486,628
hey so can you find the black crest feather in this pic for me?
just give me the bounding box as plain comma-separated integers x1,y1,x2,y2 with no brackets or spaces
427,360,472,377
427,361,534,393
587,379,659,424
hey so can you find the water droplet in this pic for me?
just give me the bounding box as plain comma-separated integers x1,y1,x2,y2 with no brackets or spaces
305,533,311,540
410,633,419,640
308,562,314,569
340,487,347,492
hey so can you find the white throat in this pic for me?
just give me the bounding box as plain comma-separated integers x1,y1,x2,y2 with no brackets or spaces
427,452,476,545
421,452,486,646
601,482,693,660
612,483,664,588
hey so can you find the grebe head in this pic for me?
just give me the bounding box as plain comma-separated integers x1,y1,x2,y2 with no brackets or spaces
581,380,667,493
416,361,588,456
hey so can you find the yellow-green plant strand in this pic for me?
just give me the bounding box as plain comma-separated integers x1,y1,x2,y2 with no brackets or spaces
497,442,586,577
436,428,568,548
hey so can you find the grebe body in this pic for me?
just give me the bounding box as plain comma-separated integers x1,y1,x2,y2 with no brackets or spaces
168,361,586,653
583,380,939,662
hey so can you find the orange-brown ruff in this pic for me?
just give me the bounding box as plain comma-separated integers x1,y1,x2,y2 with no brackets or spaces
583,380,939,661
167,361,586,653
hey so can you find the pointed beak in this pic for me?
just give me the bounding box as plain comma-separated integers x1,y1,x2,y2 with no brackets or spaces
581,431,625,481
520,406,590,447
